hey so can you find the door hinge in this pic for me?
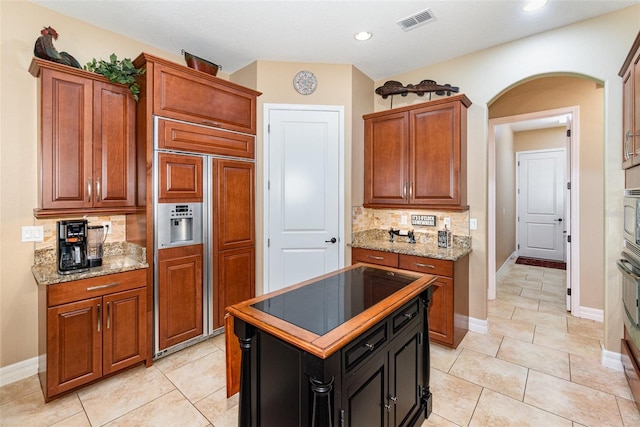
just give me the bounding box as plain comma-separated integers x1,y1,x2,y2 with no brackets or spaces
267,180,270,190
567,182,571,190
517,161,520,166
567,288,572,296
340,409,344,427
567,235,571,243
517,244,520,249
267,238,270,247
268,124,270,133
567,129,571,137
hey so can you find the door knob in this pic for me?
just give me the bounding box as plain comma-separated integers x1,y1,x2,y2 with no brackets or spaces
325,237,337,243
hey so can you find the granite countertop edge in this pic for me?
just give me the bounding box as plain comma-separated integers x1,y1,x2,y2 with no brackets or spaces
350,230,472,261
32,242,148,286
349,241,471,261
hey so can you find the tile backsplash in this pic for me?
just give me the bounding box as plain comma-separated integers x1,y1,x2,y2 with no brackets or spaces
34,214,127,251
352,207,469,237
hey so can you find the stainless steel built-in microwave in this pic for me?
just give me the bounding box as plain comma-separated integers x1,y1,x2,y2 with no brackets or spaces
623,189,640,247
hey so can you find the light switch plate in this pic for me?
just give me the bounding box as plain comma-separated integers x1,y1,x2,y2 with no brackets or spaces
443,217,451,228
470,218,478,230
22,226,44,242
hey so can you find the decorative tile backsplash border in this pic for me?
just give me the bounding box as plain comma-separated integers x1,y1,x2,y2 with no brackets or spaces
352,207,469,237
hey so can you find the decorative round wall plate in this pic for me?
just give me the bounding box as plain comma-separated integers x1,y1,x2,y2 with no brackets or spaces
293,70,317,95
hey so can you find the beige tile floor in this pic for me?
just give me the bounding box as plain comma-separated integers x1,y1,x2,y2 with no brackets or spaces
1,260,640,426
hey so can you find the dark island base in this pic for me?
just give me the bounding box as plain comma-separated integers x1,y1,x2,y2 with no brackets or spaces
234,288,433,427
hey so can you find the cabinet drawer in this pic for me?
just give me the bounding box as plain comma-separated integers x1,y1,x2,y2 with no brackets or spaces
157,118,254,159
344,323,387,373
352,248,398,268
399,254,453,277
154,63,257,134
47,269,146,307
392,298,420,336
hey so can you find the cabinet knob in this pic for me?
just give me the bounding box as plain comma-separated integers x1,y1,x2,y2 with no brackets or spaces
404,313,414,320
364,343,375,351
384,403,391,412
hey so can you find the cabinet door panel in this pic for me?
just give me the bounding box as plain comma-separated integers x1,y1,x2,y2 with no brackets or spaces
103,288,146,374
216,247,255,329
47,297,102,395
157,152,203,202
427,276,453,345
157,245,204,350
411,104,460,205
153,63,257,134
215,160,255,250
364,112,409,205
158,118,255,158
40,69,93,209
390,330,421,427
343,352,388,427
93,81,136,207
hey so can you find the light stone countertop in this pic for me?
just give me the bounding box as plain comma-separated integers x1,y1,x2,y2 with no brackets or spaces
350,229,471,261
32,242,148,286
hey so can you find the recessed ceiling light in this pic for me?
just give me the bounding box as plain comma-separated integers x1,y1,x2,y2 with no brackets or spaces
523,0,548,12
354,32,372,41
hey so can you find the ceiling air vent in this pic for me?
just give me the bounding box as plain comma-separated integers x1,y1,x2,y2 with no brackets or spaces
397,8,437,32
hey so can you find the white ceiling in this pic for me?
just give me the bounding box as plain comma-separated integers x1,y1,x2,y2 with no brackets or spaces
31,0,639,81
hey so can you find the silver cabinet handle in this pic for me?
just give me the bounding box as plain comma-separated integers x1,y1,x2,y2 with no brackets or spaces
87,282,120,291
203,120,221,127
403,183,407,199
367,255,384,260
87,178,92,202
97,303,101,332
364,343,375,351
409,182,413,199
106,302,111,329
404,313,414,319
96,178,101,202
414,262,435,269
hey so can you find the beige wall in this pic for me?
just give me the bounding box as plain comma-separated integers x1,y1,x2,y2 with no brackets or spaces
490,76,604,310
230,60,373,294
495,125,516,270
515,127,566,152
1,0,638,373
367,7,638,352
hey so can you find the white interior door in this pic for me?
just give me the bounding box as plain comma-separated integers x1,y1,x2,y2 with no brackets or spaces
517,149,566,261
265,105,343,293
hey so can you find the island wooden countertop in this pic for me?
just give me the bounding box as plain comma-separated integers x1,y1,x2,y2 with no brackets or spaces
226,262,436,360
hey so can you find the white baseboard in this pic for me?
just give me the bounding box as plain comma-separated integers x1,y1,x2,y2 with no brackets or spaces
580,306,604,322
496,252,517,278
469,316,488,334
0,356,39,387
601,347,624,372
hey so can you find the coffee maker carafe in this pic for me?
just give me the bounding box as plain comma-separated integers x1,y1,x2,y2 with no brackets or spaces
87,225,107,267
57,220,89,274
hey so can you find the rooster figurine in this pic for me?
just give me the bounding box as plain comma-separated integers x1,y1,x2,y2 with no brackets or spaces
34,26,81,68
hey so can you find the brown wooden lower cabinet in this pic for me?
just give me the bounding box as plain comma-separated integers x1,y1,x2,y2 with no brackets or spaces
215,246,255,329
157,244,204,351
39,269,147,401
352,247,469,348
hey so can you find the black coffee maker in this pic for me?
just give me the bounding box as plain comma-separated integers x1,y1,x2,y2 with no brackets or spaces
57,220,89,274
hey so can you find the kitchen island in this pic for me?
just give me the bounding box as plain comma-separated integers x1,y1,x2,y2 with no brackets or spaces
226,263,435,427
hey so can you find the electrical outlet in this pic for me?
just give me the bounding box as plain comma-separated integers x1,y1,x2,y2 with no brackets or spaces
400,215,408,225
102,221,112,234
22,226,44,242
443,217,451,228
470,218,478,230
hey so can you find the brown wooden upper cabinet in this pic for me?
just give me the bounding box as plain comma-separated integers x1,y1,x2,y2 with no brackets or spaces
363,94,471,210
148,58,259,135
29,59,137,217
620,31,640,169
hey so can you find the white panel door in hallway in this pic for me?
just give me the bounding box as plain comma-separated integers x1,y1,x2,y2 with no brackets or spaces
517,149,566,261
265,105,343,293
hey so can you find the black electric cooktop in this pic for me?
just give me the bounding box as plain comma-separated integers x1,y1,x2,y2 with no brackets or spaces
252,266,419,335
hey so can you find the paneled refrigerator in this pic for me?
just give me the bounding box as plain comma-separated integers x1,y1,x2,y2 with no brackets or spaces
153,117,255,359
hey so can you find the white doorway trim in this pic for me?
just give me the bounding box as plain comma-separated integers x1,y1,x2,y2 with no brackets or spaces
488,106,580,317
262,103,345,293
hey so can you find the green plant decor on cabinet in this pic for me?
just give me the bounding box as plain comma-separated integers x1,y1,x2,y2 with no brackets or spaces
85,54,145,101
